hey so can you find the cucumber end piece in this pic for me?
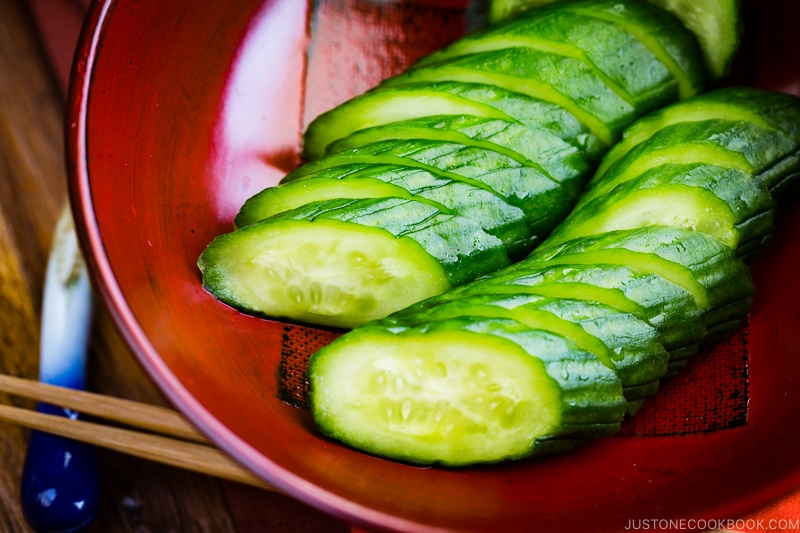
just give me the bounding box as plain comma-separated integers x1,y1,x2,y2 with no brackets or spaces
198,219,451,329
309,327,562,466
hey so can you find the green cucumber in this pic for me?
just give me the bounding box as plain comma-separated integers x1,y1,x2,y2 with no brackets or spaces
379,46,635,146
418,4,680,112
378,292,668,398
282,140,579,242
309,316,625,466
530,226,754,312
399,261,706,353
237,164,535,260
199,197,511,328
546,163,776,252
489,0,739,81
323,115,591,184
593,88,800,199
302,81,605,163
304,88,800,467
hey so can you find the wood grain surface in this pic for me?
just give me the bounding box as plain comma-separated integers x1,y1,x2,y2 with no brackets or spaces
0,1,242,530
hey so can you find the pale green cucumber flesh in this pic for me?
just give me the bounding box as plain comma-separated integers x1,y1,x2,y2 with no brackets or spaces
646,0,740,80
309,327,562,466
234,177,413,228
198,219,452,329
583,143,753,202
595,100,777,179
302,90,512,161
549,184,739,248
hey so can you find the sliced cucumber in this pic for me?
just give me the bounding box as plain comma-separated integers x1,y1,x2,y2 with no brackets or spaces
380,47,634,146
323,115,591,183
238,165,535,260
198,218,451,329
547,163,776,252
645,0,740,80
531,226,754,312
303,81,605,163
420,4,679,113
309,317,625,466
379,293,668,397
489,0,739,81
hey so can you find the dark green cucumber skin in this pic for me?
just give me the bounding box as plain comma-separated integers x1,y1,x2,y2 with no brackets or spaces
309,316,626,465
281,140,581,251
323,114,591,183
546,162,776,253
305,88,800,467
590,87,800,209
242,163,535,260
266,197,511,286
530,226,755,313
304,81,608,163
380,46,637,140
376,292,668,394
416,2,681,112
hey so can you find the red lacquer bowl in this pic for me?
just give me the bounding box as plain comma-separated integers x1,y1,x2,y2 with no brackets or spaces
67,1,800,531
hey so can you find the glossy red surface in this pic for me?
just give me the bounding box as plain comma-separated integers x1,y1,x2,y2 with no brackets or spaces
67,1,800,531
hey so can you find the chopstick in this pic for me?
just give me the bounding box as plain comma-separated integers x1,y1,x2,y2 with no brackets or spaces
0,374,276,491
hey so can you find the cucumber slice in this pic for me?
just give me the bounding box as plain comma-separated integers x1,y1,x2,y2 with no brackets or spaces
301,88,512,161
380,293,668,395
594,88,800,193
198,218,451,329
548,163,776,252
404,261,706,352
303,81,604,163
323,115,590,183
309,317,625,466
645,0,740,80
531,226,754,312
238,165,535,260
235,175,412,227
380,47,635,146
200,197,513,328
421,4,679,113
267,197,511,287
283,140,578,240
494,0,741,81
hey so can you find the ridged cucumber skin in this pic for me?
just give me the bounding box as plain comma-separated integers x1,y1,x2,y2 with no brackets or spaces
379,46,635,146
376,292,668,397
266,197,511,287
417,3,679,113
282,141,580,243
487,0,726,84
302,81,605,163
592,88,800,204
546,163,776,253
308,316,625,466
323,114,591,184
400,261,706,354
583,119,799,203
237,165,534,260
530,226,754,313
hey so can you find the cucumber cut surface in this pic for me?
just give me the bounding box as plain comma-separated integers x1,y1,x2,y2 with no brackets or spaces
198,219,452,329
301,89,511,161
646,0,740,80
309,317,625,466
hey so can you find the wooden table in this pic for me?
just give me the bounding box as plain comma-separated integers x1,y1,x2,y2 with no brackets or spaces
0,2,353,531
